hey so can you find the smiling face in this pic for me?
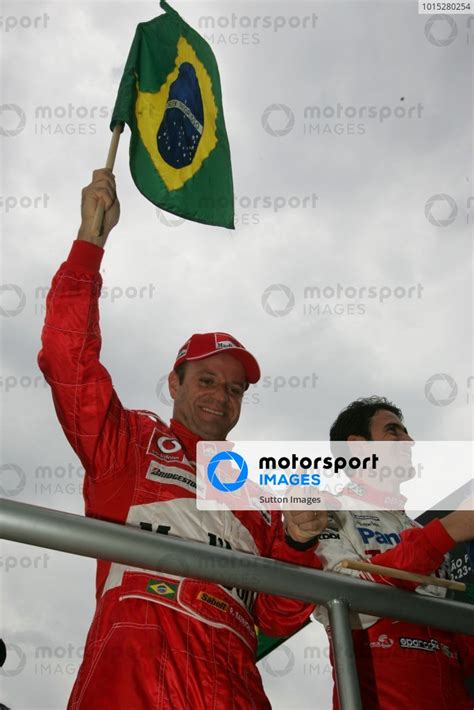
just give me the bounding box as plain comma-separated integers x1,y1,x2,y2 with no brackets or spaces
168,353,247,440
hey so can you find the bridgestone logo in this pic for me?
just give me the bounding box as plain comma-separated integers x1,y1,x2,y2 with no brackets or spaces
399,637,439,652
146,462,196,492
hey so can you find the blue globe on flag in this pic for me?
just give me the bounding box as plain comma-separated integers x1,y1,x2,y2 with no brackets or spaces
157,62,204,168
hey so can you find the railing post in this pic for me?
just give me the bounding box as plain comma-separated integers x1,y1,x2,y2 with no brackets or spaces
327,599,362,710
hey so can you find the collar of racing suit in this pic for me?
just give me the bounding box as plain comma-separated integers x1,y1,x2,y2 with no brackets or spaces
169,417,201,463
343,480,407,510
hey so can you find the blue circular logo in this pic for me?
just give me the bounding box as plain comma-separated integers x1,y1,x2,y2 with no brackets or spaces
207,451,248,492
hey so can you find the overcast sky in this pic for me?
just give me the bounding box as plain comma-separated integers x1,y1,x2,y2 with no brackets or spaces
1,1,472,708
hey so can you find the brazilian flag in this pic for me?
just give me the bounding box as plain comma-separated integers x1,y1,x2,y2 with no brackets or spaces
110,0,234,228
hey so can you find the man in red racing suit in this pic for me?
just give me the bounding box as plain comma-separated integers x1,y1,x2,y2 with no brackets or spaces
313,396,474,710
38,169,327,710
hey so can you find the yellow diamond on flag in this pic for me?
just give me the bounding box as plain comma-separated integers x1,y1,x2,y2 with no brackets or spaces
136,36,218,192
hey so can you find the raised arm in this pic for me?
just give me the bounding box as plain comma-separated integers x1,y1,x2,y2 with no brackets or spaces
38,170,129,479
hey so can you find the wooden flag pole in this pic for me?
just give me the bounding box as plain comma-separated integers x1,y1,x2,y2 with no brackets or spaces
91,124,124,238
340,559,466,592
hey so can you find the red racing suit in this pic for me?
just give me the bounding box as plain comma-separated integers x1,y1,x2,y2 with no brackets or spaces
38,239,321,710
313,487,474,709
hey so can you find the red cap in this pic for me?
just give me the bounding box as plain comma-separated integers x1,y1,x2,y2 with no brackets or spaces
173,332,261,384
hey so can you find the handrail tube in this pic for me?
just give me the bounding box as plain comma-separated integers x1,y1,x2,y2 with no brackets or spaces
1,499,473,635
327,599,362,710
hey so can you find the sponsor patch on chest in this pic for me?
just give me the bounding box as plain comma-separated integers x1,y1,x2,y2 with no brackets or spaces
370,634,394,649
146,461,196,493
197,591,229,612
356,527,401,546
146,428,186,463
399,637,439,652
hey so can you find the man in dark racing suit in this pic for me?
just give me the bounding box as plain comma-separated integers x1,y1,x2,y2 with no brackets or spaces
38,169,327,710
314,396,474,710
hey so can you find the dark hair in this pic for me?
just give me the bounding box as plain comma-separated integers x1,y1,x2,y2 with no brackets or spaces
174,362,187,384
330,396,403,441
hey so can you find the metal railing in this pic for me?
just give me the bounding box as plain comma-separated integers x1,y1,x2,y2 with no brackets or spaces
1,499,473,710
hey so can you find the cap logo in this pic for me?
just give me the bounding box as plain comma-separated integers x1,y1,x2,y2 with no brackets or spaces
216,339,236,350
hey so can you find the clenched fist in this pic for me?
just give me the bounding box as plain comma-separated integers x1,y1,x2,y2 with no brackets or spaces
77,168,120,246
283,510,328,545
